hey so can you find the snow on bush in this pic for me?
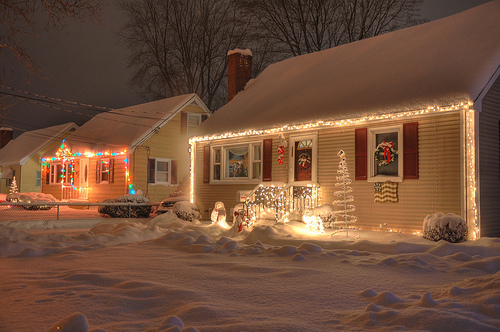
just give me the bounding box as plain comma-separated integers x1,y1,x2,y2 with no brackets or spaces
6,192,58,210
174,201,201,222
304,204,336,228
98,195,152,218
422,212,468,243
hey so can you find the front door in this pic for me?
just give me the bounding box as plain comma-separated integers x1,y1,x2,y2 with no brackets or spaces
289,134,317,182
79,158,89,199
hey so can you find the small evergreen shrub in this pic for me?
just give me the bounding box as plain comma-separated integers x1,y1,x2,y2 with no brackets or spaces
98,195,152,218
422,212,468,243
174,201,201,222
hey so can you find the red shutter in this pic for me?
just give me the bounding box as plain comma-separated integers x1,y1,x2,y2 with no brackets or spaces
355,128,367,180
262,139,273,181
96,160,100,184
148,158,155,183
171,160,178,184
180,112,188,135
403,122,419,179
203,146,210,183
109,158,114,184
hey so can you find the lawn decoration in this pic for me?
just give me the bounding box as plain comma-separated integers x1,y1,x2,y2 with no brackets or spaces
9,176,18,194
333,150,357,236
211,201,227,225
277,133,287,165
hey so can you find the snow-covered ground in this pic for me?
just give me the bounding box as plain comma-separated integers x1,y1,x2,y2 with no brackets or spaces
0,212,499,332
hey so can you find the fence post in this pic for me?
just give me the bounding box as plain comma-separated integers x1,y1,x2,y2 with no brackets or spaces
57,205,60,220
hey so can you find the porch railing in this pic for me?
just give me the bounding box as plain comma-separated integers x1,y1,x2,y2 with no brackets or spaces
244,182,286,222
62,185,88,200
276,181,321,221
244,181,321,222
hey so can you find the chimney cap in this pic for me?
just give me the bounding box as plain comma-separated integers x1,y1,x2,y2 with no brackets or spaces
227,48,253,57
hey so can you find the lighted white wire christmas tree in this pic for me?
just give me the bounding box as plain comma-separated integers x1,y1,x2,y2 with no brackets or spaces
333,150,357,236
9,176,19,194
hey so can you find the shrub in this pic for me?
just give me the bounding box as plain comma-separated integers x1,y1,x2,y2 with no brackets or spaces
98,195,152,218
422,212,468,243
174,201,201,222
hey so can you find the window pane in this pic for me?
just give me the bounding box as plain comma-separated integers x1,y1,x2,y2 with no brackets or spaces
36,170,41,187
156,171,168,182
157,161,168,172
375,132,399,176
214,148,221,163
225,146,249,178
156,161,169,182
214,165,221,180
56,165,64,183
188,114,201,126
253,162,261,179
254,145,261,161
298,139,313,149
101,160,110,182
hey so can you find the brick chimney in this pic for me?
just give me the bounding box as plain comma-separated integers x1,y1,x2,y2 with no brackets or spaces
227,49,252,102
0,128,13,149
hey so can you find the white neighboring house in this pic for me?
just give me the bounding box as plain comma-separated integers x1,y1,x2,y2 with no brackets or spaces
0,123,78,195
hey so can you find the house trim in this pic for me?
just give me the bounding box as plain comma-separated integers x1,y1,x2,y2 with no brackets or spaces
130,94,210,152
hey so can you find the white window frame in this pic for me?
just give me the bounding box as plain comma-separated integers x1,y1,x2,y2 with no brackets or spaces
288,133,318,183
153,158,172,185
49,162,71,184
187,114,202,136
367,125,403,182
98,158,111,184
210,141,262,184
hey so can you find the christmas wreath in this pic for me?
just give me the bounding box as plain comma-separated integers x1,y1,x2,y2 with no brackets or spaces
374,141,397,166
297,152,311,169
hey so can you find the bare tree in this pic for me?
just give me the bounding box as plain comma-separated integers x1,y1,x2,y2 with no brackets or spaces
119,0,259,110
242,0,423,57
120,0,423,110
1,0,103,74
0,0,102,127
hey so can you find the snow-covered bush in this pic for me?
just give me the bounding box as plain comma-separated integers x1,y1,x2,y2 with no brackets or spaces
174,201,201,222
6,192,57,210
98,195,152,218
422,212,468,243
304,204,336,228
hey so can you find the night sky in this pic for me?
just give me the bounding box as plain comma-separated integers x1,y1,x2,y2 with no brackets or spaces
1,0,492,138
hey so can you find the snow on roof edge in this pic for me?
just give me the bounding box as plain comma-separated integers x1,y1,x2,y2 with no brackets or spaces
0,122,78,166
128,94,206,151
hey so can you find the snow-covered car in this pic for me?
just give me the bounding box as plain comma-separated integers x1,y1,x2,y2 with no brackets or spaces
156,196,189,214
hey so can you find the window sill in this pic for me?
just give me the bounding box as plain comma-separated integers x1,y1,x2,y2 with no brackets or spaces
367,175,403,183
209,179,262,185
149,183,177,186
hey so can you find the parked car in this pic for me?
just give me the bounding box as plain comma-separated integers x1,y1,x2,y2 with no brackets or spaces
157,196,189,214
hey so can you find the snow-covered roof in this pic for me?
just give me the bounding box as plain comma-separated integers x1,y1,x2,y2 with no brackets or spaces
194,1,500,137
65,93,209,154
0,123,78,166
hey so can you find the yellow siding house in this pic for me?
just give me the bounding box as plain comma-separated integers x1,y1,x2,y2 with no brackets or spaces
41,94,210,203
